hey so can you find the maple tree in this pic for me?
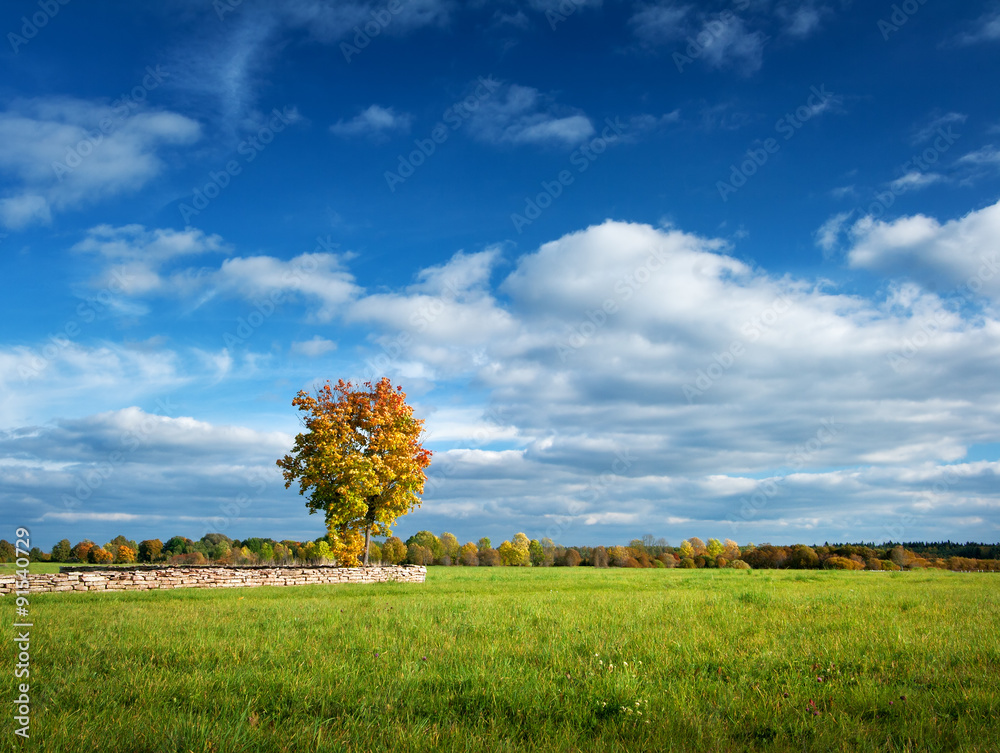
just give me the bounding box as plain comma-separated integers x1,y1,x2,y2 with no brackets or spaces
277,378,432,566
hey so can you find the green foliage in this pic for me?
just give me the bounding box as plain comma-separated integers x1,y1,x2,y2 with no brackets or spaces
51,539,72,562
528,539,545,566
0,540,14,562
680,557,696,568
439,532,459,561
476,536,492,552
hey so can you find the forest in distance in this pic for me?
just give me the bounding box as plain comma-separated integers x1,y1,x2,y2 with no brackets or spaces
4,532,999,572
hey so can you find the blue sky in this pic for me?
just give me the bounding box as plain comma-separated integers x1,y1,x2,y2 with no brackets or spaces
2,0,999,550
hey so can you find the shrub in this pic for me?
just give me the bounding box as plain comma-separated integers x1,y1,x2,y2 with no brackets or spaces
824,555,863,570
715,556,728,568
653,559,665,568
730,559,751,570
680,557,696,569
169,551,207,565
406,543,434,566
656,553,677,568
694,556,707,568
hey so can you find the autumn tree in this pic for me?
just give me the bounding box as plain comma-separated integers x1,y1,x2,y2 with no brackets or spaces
138,539,163,563
277,378,432,566
51,539,72,562
383,536,407,564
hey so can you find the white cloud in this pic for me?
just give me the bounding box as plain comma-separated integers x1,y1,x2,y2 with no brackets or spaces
952,7,1000,46
330,105,412,139
0,98,200,229
467,84,594,146
290,336,338,357
911,111,967,144
630,4,767,75
889,171,944,193
815,210,852,254
781,3,827,38
846,199,1000,298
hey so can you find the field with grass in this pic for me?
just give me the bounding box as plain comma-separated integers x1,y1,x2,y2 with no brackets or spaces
7,567,999,752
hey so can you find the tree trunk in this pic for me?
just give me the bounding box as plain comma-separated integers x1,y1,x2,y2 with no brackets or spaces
363,523,371,566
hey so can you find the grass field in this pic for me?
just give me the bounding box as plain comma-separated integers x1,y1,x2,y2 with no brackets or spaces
6,568,999,752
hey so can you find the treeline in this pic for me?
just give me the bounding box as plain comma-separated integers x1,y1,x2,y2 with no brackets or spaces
3,533,998,572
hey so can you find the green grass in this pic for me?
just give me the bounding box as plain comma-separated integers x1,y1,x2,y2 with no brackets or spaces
0,562,62,575
6,568,999,752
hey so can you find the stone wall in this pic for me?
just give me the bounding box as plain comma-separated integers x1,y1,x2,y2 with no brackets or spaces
0,564,426,595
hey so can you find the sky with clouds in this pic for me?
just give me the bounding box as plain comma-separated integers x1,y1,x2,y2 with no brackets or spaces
2,0,999,550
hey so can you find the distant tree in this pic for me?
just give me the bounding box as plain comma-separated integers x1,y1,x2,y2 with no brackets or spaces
72,540,95,562
678,540,694,559
114,545,137,564
406,531,443,560
163,536,191,556
439,532,460,563
824,555,864,570
730,559,751,570
787,544,819,569
715,556,728,568
478,547,500,567
498,541,525,566
476,537,492,552
88,546,113,564
693,556,707,568
51,539,72,562
680,557,696,569
657,553,677,568
723,539,741,561
383,536,407,564
688,537,706,556
528,539,545,567
706,538,724,559
29,547,49,562
629,539,648,554
277,378,432,566
459,542,479,566
107,535,138,553
259,542,275,563
367,541,382,565
591,546,609,568
138,539,163,563
561,548,582,567
511,533,530,563
642,533,657,550
0,540,14,563
406,543,434,565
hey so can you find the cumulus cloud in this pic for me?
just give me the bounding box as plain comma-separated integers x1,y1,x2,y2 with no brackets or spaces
0,98,200,229
846,198,1000,298
8,218,1000,547
951,7,1000,46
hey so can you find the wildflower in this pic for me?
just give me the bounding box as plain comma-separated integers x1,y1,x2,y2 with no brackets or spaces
421,656,427,661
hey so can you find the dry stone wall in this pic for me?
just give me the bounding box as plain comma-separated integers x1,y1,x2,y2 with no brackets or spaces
0,564,426,595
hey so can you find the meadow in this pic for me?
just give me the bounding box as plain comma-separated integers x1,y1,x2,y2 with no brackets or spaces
7,567,999,752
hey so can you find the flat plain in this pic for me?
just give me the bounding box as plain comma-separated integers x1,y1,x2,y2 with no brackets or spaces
7,567,999,752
